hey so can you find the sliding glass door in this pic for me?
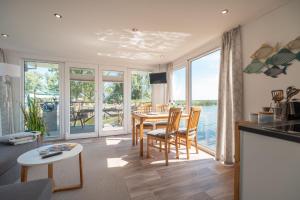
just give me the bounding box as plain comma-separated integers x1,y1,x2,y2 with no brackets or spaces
101,70,126,133
66,65,98,139
190,50,220,151
24,61,63,139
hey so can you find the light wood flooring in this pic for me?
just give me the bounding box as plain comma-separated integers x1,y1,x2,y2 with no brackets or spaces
30,134,233,200
88,135,233,200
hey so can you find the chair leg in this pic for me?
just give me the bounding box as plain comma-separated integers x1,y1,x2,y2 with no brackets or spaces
186,140,190,160
165,141,168,166
147,136,150,158
194,136,199,154
175,136,179,159
159,141,162,152
168,142,171,153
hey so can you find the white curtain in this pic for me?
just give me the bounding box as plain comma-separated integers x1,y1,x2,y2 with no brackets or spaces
216,26,243,165
0,48,15,135
166,63,173,103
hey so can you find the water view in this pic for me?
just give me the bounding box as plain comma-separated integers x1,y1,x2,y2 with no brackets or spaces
197,104,217,150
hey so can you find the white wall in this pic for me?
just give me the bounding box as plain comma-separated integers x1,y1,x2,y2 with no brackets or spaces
242,0,300,119
151,64,168,107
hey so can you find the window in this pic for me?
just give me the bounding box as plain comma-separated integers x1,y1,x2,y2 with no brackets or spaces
24,61,61,139
191,50,220,151
172,67,186,111
131,71,152,112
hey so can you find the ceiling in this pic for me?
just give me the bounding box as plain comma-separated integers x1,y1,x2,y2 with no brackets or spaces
0,0,290,66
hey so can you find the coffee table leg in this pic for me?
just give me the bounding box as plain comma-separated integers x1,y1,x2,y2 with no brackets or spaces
79,152,83,187
20,165,28,182
48,163,55,190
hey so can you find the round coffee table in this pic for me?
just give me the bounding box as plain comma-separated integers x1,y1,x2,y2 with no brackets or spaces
17,143,83,192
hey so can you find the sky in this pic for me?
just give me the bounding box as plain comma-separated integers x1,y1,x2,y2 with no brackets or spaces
173,50,220,100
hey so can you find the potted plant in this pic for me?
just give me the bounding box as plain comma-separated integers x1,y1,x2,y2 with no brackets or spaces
20,97,46,141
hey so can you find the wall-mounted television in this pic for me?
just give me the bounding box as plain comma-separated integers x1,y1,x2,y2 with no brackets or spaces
149,72,167,84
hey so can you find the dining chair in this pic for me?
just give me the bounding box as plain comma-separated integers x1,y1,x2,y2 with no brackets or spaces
135,104,154,145
176,107,201,160
155,104,170,129
146,107,182,166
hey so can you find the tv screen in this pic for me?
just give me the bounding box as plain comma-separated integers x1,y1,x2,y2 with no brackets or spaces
149,72,167,84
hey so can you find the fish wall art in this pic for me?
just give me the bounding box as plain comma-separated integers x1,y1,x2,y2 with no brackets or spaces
244,36,300,78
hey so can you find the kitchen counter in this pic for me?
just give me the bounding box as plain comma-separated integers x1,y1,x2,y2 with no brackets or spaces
236,120,300,200
239,120,300,143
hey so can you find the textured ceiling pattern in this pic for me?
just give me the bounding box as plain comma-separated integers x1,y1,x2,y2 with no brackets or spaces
95,29,190,60
0,0,290,66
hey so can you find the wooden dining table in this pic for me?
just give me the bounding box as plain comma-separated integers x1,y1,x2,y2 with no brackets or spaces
132,112,188,157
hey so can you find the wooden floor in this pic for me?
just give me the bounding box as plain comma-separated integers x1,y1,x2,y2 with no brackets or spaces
45,134,233,200
110,135,234,200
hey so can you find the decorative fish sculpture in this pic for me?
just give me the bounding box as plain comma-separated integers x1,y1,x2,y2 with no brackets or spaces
265,48,300,67
264,66,288,78
286,36,300,50
251,43,279,59
243,59,268,73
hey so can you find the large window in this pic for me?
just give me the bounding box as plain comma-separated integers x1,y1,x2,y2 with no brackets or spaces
172,67,186,111
191,50,220,151
24,61,61,139
131,71,152,112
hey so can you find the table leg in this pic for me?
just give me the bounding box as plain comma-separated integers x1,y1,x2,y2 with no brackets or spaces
79,152,83,188
132,116,136,146
20,165,28,182
48,163,55,189
139,118,144,157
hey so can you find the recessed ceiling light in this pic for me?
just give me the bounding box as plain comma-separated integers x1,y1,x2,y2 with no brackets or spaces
132,28,139,32
221,9,229,14
1,34,9,38
54,13,62,19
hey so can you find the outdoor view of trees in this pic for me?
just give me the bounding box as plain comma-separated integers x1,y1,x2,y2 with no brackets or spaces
131,71,151,108
25,63,59,99
24,63,152,133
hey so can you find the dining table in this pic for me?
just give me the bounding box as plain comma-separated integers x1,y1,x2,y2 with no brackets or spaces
132,112,188,157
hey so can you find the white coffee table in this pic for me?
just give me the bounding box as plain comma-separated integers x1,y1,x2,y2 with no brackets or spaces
17,143,83,192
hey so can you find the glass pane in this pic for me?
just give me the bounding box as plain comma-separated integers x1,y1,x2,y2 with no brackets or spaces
191,50,220,151
131,71,152,112
102,71,124,131
172,67,186,111
24,61,60,139
70,68,95,134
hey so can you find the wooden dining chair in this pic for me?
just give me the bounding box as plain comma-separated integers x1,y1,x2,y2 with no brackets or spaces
134,104,154,145
146,107,182,166
155,104,170,129
175,107,201,160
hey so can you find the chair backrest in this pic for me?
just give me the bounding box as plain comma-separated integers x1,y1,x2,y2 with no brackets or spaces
156,104,170,112
165,107,182,137
186,107,201,137
137,104,152,113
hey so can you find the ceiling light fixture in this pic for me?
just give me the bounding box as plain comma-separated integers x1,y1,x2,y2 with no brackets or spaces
1,34,9,38
132,28,139,32
221,9,229,14
54,13,62,19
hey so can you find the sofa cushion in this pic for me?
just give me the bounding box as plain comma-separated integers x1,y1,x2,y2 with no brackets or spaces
0,142,37,178
0,179,52,200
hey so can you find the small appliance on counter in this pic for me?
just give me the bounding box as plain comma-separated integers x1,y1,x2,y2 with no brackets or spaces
249,86,300,123
286,100,300,120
